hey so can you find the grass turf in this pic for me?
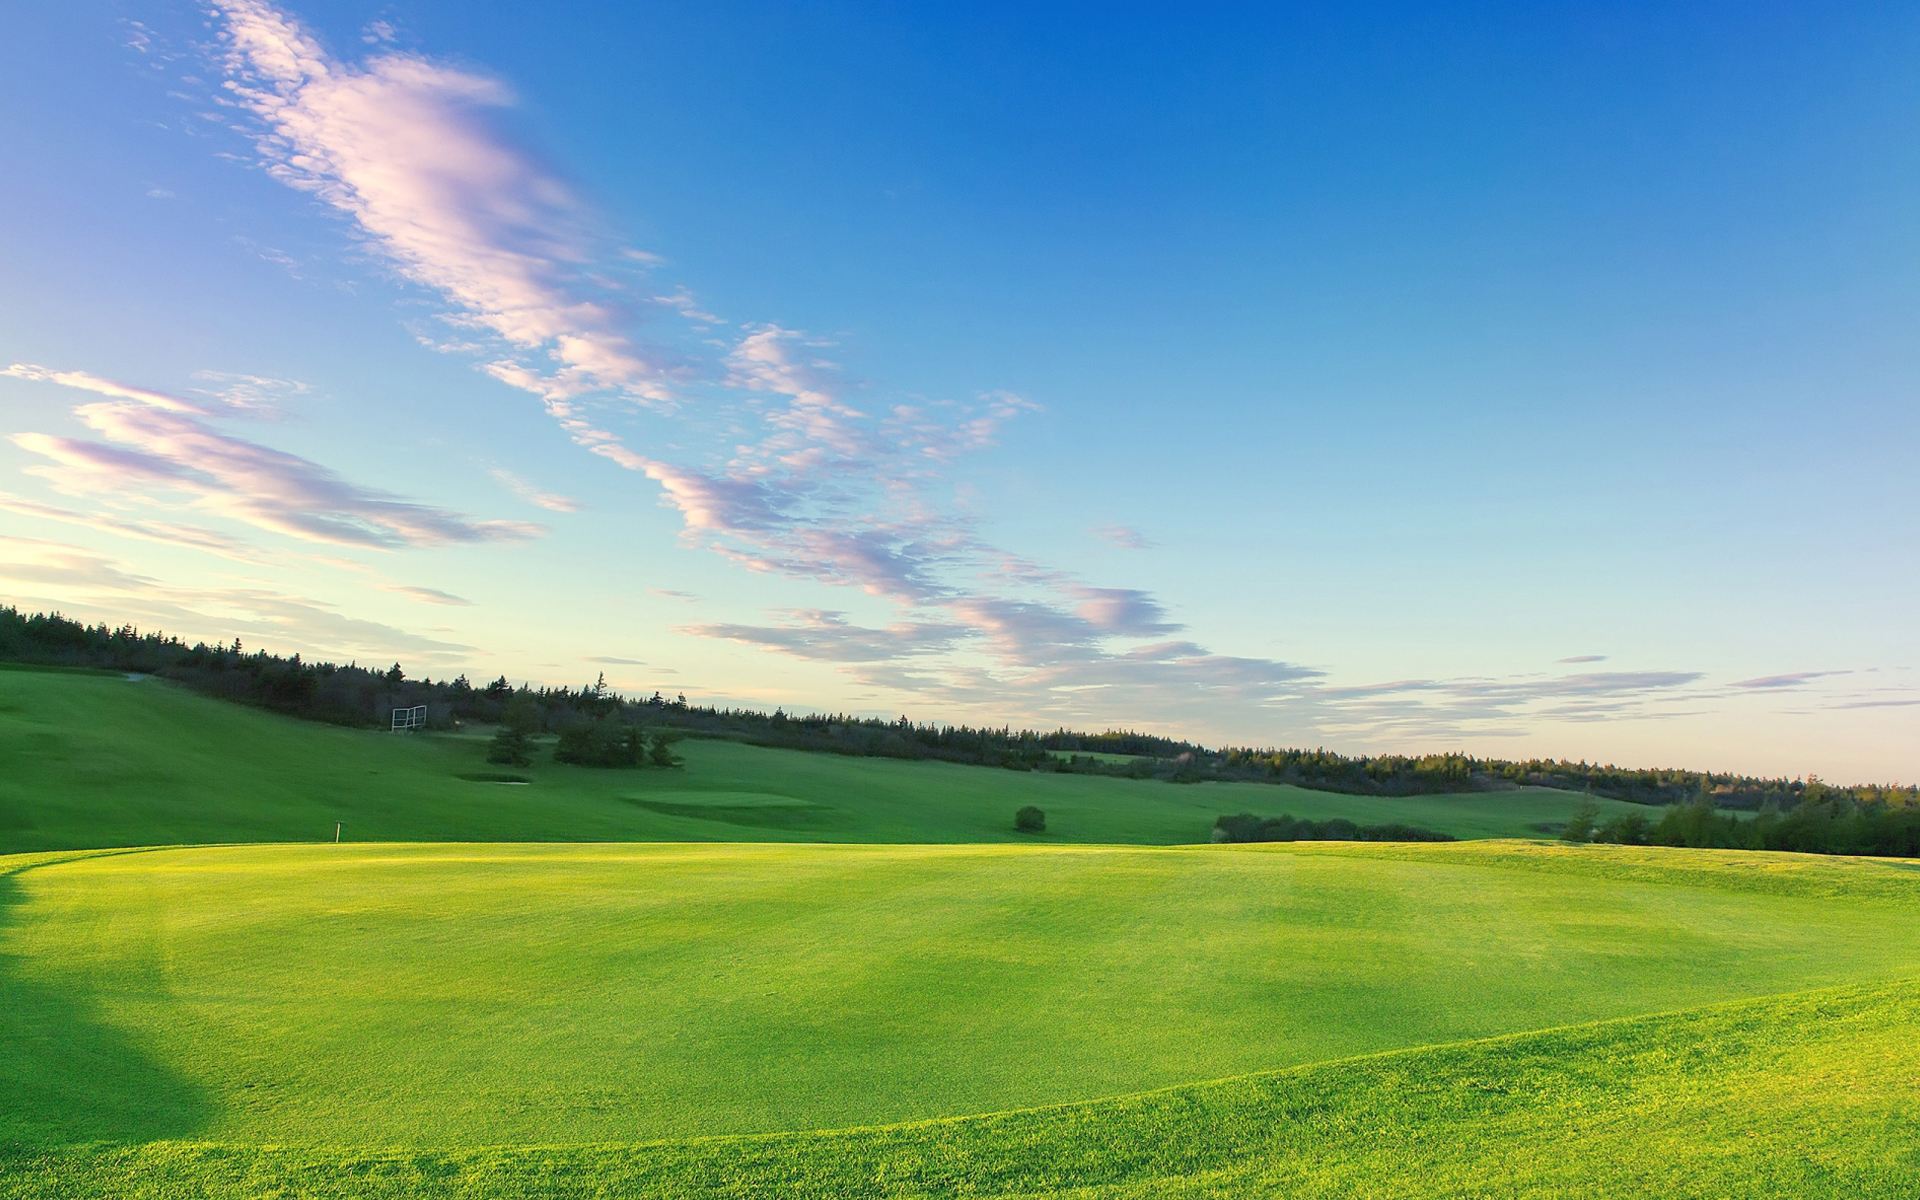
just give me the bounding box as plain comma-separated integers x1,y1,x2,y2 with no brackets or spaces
0,670,1630,852
7,977,1916,1198
4,840,1918,1153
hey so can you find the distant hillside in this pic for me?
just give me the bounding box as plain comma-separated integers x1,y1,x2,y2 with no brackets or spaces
0,669,1622,854
3,606,1912,809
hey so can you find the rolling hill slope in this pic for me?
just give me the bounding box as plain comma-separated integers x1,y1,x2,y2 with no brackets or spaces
0,669,1624,851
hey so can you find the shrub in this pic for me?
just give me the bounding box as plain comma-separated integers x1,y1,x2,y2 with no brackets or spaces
1212,812,1454,844
554,717,645,767
647,730,684,768
486,726,532,767
1594,811,1651,846
1560,797,1600,842
1014,805,1046,833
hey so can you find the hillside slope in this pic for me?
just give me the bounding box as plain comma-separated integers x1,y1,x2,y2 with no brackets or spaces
0,670,1624,851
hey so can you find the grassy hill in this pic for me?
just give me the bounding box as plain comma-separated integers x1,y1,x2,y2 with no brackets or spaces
0,670,1627,852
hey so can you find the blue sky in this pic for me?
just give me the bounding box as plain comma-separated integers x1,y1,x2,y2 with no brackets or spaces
1,1,1915,780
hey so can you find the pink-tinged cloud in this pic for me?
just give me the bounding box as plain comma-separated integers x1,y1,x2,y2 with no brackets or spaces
380,584,472,606
11,376,541,550
203,6,1056,617
0,491,269,564
652,286,723,325
946,596,1104,666
0,537,475,661
4,363,206,413
1092,524,1153,551
1073,587,1181,636
488,468,580,513
211,0,674,406
635,460,785,535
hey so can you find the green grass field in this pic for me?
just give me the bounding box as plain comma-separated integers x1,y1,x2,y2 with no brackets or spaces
2,668,1916,1198
0,671,1627,852
9,979,1916,1199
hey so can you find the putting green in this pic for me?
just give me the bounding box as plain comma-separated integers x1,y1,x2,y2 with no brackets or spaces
5,839,1918,1150
11,978,1916,1198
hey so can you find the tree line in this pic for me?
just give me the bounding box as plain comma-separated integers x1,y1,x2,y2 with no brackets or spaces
484,687,682,771
1560,784,1920,858
3,606,1911,816
1213,745,1915,810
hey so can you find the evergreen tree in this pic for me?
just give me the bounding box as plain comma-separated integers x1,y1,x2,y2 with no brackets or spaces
1561,797,1599,842
648,730,683,768
502,691,541,734
487,726,532,767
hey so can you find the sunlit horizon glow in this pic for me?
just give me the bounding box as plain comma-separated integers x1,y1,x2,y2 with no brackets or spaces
1,3,1914,782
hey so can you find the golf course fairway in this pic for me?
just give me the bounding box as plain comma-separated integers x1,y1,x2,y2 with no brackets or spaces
5,838,1920,1197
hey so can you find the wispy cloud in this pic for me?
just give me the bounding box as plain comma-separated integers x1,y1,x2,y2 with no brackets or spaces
8,366,540,550
1729,671,1851,690
1073,587,1181,636
212,0,675,411
1310,668,1732,743
653,285,723,325
0,536,473,661
1093,524,1153,551
380,584,472,606
1557,654,1607,664
684,610,971,663
4,362,205,413
488,467,580,513
0,491,269,564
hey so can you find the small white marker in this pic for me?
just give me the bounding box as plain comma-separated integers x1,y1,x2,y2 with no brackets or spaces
333,821,342,844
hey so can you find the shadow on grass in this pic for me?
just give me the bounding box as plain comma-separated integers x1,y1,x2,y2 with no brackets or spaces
623,796,841,831
0,853,212,1147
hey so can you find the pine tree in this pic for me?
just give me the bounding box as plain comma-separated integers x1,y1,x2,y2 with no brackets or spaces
487,725,532,768
648,730,683,768
1561,798,1599,843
